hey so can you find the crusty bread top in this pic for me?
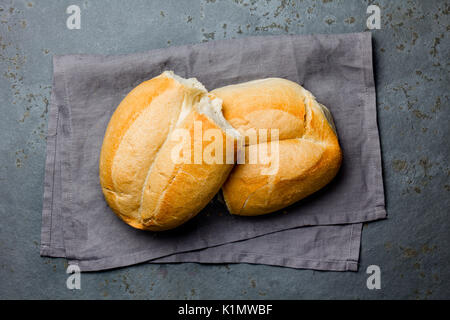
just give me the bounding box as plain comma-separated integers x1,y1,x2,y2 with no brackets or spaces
212,78,307,143
213,78,342,216
212,78,338,147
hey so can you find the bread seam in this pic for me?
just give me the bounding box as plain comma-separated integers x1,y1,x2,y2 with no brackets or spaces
149,163,182,224
109,106,149,196
240,181,269,213
238,94,311,213
102,186,128,196
137,94,195,225
105,75,173,214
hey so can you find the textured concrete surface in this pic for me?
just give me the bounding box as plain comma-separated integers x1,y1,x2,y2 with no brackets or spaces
0,0,448,299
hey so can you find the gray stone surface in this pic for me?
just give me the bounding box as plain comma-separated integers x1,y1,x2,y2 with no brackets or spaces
0,0,448,299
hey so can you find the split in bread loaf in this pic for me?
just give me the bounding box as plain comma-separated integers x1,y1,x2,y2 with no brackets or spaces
212,78,342,216
99,71,240,230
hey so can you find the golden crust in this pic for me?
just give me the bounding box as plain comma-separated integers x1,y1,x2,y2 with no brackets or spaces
99,72,235,230
212,78,307,142
214,78,342,216
139,111,234,230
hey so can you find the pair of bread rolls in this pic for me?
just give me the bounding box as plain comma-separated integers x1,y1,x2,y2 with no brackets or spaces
99,71,342,230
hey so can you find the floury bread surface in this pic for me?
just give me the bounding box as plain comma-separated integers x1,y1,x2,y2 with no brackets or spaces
99,71,240,230
212,78,342,216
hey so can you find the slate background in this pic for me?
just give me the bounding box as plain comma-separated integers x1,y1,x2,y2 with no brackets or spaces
0,0,448,299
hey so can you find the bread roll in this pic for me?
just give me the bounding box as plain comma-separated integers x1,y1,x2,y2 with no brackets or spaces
100,71,240,230
212,78,342,216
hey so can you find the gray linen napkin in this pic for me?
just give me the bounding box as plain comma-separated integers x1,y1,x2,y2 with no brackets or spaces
40,32,386,272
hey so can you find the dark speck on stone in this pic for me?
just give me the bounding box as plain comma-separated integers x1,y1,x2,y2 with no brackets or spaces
392,160,407,172
344,17,355,24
